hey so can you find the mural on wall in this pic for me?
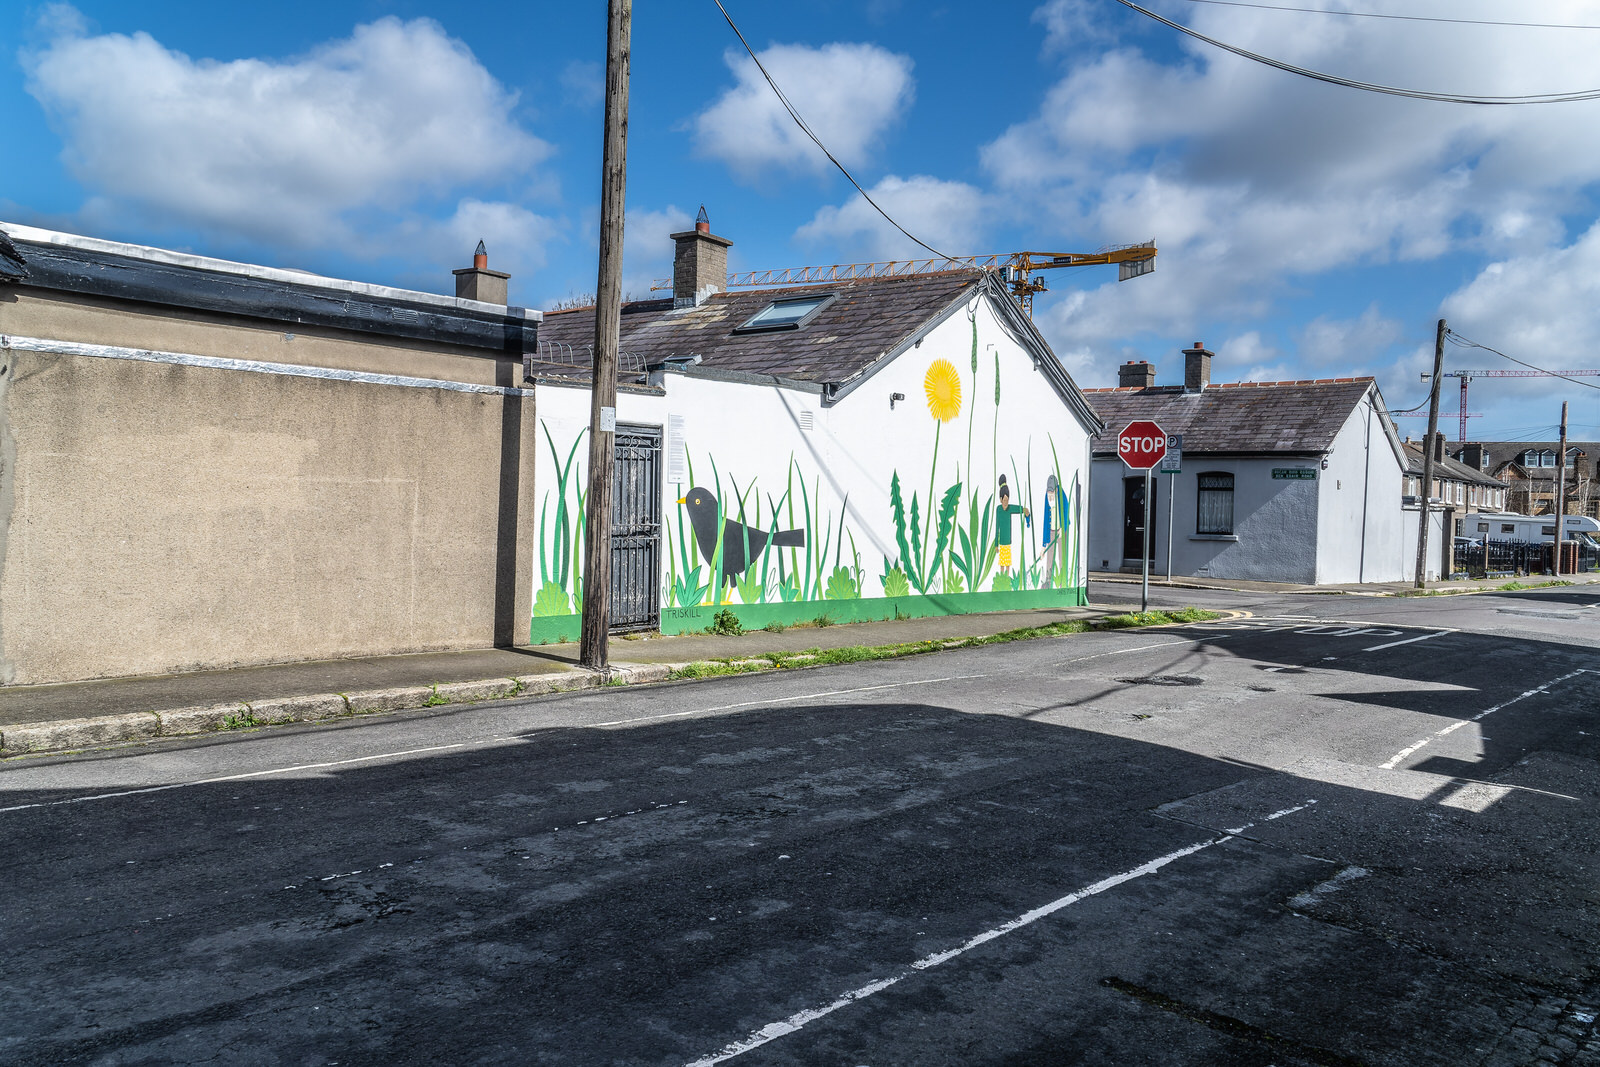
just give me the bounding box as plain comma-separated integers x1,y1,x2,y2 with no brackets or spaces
530,307,1084,641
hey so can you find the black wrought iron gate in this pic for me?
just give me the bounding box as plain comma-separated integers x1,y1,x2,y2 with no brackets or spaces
610,424,662,630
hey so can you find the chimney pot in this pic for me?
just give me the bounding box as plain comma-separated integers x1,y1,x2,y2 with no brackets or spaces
453,239,510,304
672,208,732,308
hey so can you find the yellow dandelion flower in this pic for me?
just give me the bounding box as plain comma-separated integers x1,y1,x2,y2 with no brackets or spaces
924,358,962,422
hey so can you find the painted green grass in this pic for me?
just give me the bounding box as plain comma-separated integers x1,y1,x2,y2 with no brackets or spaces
666,608,1220,680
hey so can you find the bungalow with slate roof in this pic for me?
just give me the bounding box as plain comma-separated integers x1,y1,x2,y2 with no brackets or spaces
1083,345,1431,584
525,215,1104,641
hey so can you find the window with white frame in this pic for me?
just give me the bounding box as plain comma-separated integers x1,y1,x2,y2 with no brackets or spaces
1196,472,1234,535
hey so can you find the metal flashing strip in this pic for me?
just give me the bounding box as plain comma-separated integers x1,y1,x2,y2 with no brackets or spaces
2,221,537,321
0,335,531,397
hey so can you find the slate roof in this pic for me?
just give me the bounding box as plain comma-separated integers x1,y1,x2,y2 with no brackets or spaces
1085,379,1376,455
1400,444,1505,487
1457,441,1599,478
535,271,984,387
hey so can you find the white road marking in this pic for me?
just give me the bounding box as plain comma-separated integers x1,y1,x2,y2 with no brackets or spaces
1363,629,1457,652
684,799,1313,1066
1378,668,1595,770
0,743,470,815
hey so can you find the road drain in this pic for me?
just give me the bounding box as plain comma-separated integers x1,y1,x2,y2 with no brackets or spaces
1100,977,1368,1067
1115,675,1203,687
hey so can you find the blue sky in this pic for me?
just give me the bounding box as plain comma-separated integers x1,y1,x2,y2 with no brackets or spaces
5,0,1600,442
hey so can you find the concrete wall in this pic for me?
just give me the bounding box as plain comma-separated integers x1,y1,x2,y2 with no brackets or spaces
0,293,535,685
1315,394,1407,583
528,291,1096,639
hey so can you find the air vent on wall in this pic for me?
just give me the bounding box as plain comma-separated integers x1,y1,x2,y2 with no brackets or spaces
799,411,814,432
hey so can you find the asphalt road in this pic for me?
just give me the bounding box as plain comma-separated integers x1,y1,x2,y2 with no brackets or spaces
3,586,1598,1066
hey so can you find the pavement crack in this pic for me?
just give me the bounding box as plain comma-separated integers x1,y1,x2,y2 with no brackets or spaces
1100,976,1368,1067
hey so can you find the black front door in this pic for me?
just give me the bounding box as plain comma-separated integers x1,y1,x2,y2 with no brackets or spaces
1123,475,1156,563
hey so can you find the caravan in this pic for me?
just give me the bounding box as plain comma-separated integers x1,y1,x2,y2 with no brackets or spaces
1462,512,1600,546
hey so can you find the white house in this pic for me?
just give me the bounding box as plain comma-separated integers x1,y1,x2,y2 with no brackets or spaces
1084,346,1435,585
525,216,1104,641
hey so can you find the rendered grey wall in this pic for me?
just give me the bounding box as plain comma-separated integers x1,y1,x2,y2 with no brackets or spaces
0,295,536,685
1315,396,1407,583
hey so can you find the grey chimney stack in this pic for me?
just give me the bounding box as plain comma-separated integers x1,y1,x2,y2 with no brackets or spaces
671,205,732,309
453,240,510,305
1117,360,1156,389
1183,341,1213,393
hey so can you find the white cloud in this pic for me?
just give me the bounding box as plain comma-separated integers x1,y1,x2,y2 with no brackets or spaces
1215,331,1292,383
1298,307,1405,368
560,60,603,110
694,43,913,179
23,12,551,249
622,205,693,298
989,0,1600,375
795,175,986,261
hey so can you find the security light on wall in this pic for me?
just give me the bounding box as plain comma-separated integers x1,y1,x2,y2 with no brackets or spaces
1321,458,1329,470
890,392,905,409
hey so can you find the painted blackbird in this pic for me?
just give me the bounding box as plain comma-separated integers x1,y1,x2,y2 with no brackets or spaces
678,487,806,587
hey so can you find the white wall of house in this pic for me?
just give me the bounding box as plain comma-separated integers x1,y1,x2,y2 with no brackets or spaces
528,291,1096,638
1316,392,1407,583
1091,456,1321,583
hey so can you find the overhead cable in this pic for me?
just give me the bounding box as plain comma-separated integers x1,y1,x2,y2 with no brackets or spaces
1446,329,1600,391
1181,0,1600,32
1116,0,1600,104
710,0,948,258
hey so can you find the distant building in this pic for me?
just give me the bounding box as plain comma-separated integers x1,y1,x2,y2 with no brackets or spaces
1402,434,1508,514
1453,441,1599,517
1083,345,1439,584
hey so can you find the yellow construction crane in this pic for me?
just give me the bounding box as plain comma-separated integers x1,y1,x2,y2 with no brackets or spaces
653,241,1157,317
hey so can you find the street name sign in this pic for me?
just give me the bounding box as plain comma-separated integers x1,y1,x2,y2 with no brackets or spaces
1118,420,1168,470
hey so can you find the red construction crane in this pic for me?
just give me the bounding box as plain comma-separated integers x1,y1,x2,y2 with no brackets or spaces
1423,368,1600,441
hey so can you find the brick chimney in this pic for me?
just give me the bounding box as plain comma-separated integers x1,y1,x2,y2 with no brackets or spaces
453,240,510,304
1118,360,1156,389
671,205,732,309
1183,341,1213,393
1427,431,1446,463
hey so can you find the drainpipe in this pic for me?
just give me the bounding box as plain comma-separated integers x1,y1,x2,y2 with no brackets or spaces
1359,398,1372,582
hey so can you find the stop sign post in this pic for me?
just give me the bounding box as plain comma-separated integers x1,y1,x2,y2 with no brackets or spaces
1117,420,1167,611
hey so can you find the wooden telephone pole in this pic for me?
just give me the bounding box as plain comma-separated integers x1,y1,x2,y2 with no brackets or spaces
1415,318,1446,588
579,0,631,670
1555,400,1569,576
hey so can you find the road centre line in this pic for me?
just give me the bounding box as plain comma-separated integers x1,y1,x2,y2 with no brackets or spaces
1378,668,1595,770
1363,629,1457,653
685,800,1312,1067
0,743,470,815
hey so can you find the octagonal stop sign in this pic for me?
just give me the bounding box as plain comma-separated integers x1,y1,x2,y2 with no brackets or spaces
1118,420,1168,470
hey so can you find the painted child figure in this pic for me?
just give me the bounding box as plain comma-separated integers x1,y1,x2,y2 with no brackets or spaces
1041,474,1066,587
994,474,1030,579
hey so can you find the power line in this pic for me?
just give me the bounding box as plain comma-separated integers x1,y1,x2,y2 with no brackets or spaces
710,0,948,259
1445,330,1600,391
1181,0,1600,32
1116,0,1600,104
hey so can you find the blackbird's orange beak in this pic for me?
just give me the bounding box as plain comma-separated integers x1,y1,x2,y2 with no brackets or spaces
676,496,686,504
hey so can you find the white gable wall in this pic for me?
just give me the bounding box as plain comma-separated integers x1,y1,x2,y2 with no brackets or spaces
1315,389,1408,583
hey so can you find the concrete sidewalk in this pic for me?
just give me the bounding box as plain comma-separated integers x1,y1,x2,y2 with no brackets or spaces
0,605,1112,759
1090,570,1600,596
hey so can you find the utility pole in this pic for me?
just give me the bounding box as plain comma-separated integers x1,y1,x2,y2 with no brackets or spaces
1555,400,1569,576
1415,318,1446,588
579,0,631,671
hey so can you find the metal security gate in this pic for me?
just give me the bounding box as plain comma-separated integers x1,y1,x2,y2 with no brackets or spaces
610,424,662,630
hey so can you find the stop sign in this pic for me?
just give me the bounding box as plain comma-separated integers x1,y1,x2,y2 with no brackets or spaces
1118,420,1168,470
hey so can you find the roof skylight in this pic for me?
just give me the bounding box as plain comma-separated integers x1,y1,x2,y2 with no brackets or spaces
734,294,834,333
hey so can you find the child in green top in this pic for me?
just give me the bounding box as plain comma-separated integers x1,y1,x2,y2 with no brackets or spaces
995,474,1029,576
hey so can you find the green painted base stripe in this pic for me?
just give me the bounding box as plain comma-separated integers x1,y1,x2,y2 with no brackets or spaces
528,586,1088,644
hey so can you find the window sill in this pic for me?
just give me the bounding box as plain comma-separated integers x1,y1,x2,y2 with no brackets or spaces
1189,534,1239,541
